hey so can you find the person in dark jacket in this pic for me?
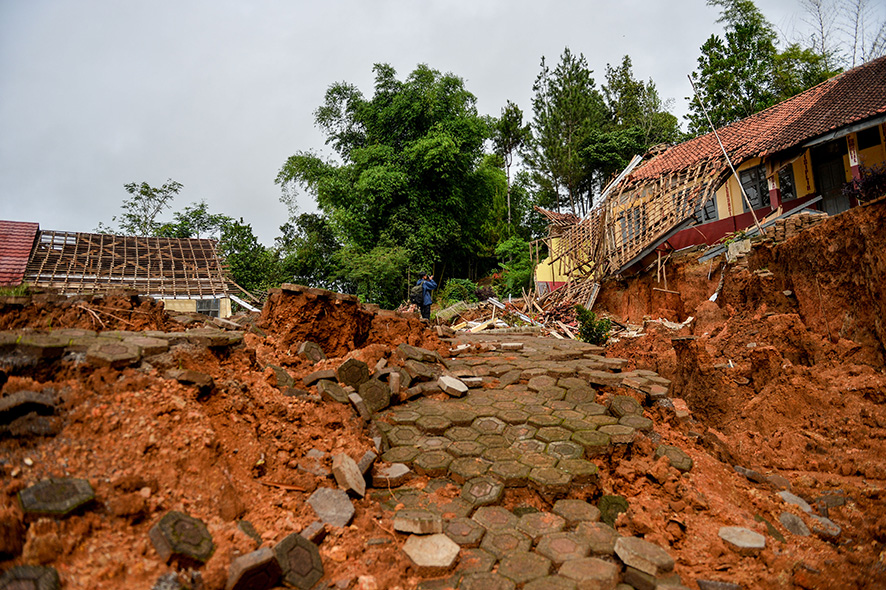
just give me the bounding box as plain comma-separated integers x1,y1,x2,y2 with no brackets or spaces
417,272,437,320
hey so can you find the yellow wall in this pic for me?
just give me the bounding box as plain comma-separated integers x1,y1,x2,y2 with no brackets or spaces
534,236,570,284
161,297,232,319
857,124,886,169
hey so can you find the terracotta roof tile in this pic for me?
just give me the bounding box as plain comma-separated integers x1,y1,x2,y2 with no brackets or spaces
631,55,886,182
0,220,39,286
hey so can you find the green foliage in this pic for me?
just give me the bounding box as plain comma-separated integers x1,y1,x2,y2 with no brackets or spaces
0,285,29,297
115,179,183,236
156,200,232,239
218,218,280,293
687,0,839,135
334,245,410,309
842,163,886,203
574,305,611,345
277,63,497,296
438,278,479,307
276,213,347,290
493,236,534,298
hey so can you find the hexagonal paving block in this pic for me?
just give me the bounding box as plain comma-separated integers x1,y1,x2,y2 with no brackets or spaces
608,394,642,418
480,527,531,559
417,436,452,452
482,446,521,462
575,402,607,416
493,400,522,411
449,456,491,484
445,426,480,442
498,551,552,585
563,387,596,404
618,414,654,432
404,360,439,383
456,547,497,574
511,438,547,454
389,409,421,425
504,424,538,441
552,409,585,422
552,500,601,527
598,424,635,444
18,477,95,518
517,511,566,542
558,377,587,390
497,409,530,424
489,461,532,487
546,441,585,461
527,375,558,391
416,414,452,435
458,572,517,590
472,416,507,435
476,434,509,448
149,511,215,566
461,476,504,507
394,509,443,534
558,557,618,588
536,531,591,564
307,488,355,527
444,517,486,548
655,445,693,472
414,450,454,477
555,459,599,484
528,467,572,496
227,546,282,590
403,533,460,576
296,341,327,363
575,522,620,555
444,408,476,426
86,340,141,368
614,536,675,576
524,575,578,590
570,430,611,458
527,414,563,428
413,401,447,416
468,506,516,533
0,565,60,590
597,495,629,528
585,415,618,428
449,440,487,457
469,405,499,418
388,425,423,447
519,452,558,470
359,379,392,413
381,445,420,465
535,426,572,443
372,463,413,487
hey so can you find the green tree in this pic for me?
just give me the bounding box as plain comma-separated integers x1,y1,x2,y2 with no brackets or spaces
524,48,608,217
219,218,279,293
602,55,681,146
276,212,345,290
493,235,534,298
492,101,530,224
98,179,183,236
156,200,232,239
277,63,498,304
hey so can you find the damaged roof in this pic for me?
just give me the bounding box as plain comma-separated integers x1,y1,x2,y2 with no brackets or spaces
632,54,886,182
0,220,40,287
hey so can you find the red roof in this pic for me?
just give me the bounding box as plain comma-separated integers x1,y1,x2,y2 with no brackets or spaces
0,220,39,286
631,55,886,182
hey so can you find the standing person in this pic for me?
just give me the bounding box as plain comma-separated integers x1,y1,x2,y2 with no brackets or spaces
417,272,437,321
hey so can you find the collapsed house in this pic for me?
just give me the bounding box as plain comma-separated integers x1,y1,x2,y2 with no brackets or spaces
535,54,886,295
0,220,253,318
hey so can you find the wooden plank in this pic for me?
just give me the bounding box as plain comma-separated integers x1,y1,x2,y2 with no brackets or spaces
470,318,495,333
653,287,681,295
556,321,577,339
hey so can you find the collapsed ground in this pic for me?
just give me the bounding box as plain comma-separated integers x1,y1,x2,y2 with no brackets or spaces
0,199,884,589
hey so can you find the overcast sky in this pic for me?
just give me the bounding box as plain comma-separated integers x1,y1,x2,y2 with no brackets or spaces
0,0,846,245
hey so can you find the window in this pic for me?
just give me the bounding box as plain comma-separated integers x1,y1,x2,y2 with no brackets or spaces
857,126,882,151
196,298,220,318
738,165,770,212
778,165,796,202
619,204,647,244
696,195,718,223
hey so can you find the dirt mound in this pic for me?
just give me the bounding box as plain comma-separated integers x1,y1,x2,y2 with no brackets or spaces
0,290,182,333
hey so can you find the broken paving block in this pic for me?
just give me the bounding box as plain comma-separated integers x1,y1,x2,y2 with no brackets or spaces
655,445,693,472
614,536,675,576
149,511,215,566
717,526,765,555
303,369,336,387
357,449,378,475
438,376,468,398
332,453,366,497
358,379,391,413
316,380,349,404
404,360,438,383
184,328,243,347
17,334,68,359
307,488,354,527
500,342,524,350
273,532,324,590
0,390,56,425
372,463,412,487
266,364,296,389
0,565,60,590
297,341,327,364
394,508,443,534
166,369,215,396
86,340,142,368
337,358,370,389
122,336,169,356
403,533,461,576
19,477,94,518
397,343,439,363
347,393,371,421
225,546,282,590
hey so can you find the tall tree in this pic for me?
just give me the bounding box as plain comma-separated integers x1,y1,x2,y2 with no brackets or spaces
524,48,607,216
156,200,232,239
98,179,183,236
492,101,530,225
277,63,498,305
